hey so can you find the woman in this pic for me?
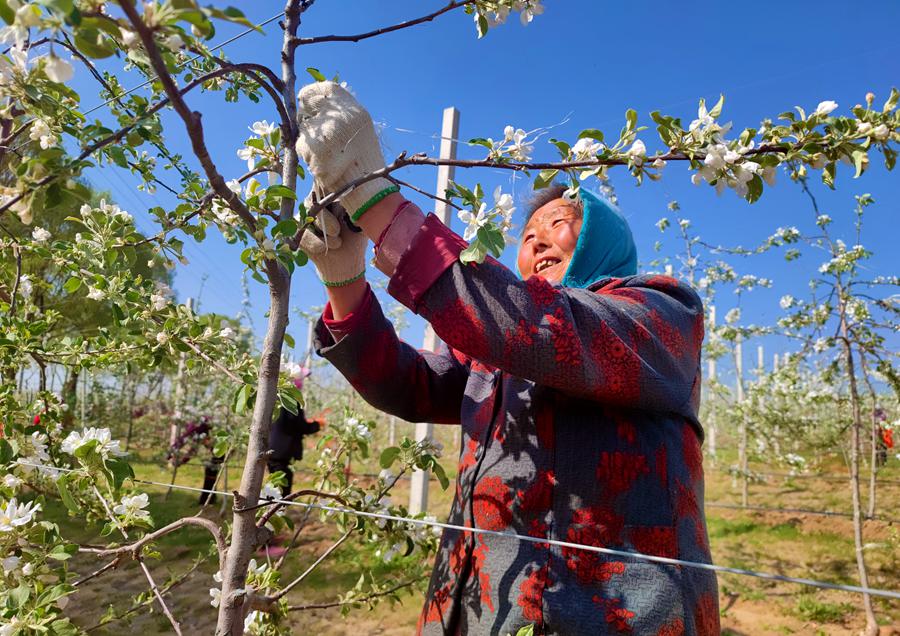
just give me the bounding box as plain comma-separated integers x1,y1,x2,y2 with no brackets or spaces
296,82,718,635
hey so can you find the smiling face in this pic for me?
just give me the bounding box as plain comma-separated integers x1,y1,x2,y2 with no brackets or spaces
516,198,583,283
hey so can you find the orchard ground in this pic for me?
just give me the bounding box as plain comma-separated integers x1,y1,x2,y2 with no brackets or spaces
44,415,900,636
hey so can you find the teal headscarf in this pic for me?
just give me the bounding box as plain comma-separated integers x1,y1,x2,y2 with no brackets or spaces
560,188,637,289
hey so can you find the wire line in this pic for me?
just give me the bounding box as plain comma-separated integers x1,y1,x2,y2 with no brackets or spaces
17,462,899,601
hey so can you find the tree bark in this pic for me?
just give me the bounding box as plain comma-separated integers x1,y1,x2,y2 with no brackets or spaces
61,367,79,427
215,2,303,632
839,310,879,636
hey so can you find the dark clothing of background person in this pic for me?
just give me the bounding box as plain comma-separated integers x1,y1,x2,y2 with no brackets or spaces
267,408,320,494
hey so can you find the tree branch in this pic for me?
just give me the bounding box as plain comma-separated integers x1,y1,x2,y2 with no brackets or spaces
292,1,474,45
0,65,241,218
85,515,227,571
119,0,257,232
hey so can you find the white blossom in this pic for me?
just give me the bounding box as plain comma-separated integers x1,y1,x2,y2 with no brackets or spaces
150,293,167,311
61,427,126,459
258,483,281,505
779,295,795,310
155,332,169,345
0,498,41,532
31,226,50,243
18,274,31,298
219,327,236,339
3,474,22,490
28,119,57,149
872,124,890,141
725,307,741,324
458,203,489,242
571,137,603,160
162,33,184,51
120,29,139,48
42,54,73,83
625,139,646,166
2,555,20,574
517,0,544,25
113,493,150,522
209,587,221,608
250,120,276,136
237,146,256,170
813,100,838,117
86,287,105,301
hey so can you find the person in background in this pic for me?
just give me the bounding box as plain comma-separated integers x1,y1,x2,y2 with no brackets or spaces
294,81,718,635
167,416,222,505
267,367,322,494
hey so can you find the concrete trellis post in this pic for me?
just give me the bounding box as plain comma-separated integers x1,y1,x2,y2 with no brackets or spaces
409,106,460,516
735,334,748,507
169,297,192,449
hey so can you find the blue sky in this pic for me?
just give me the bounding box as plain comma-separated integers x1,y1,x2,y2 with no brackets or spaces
75,1,900,379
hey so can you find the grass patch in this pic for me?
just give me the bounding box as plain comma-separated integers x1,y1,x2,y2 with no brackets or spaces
794,595,853,623
707,517,760,538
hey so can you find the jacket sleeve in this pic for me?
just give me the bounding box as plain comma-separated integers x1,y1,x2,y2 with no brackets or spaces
387,214,705,415
314,285,470,424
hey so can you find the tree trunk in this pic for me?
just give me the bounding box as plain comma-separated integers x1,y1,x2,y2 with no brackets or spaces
840,312,879,636
61,367,79,427
216,2,302,632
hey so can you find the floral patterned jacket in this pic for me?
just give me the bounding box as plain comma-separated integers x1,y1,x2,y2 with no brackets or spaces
315,211,719,635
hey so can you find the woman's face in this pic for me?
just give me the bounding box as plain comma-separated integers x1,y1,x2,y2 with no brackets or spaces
516,198,583,283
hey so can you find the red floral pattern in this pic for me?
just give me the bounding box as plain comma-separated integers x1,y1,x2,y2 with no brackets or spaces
628,525,678,559
547,307,583,366
473,476,514,531
656,618,685,636
525,275,558,308
564,506,625,584
590,321,640,403
517,470,556,513
471,537,494,611
650,309,687,360
430,297,490,361
593,596,636,632
517,564,550,622
693,593,720,636
595,451,650,499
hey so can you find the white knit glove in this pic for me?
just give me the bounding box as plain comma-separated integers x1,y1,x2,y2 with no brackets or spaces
295,81,397,221
299,187,367,287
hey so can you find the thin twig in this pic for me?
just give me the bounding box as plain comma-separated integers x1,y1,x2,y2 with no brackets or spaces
286,576,425,612
293,1,474,45
138,559,183,636
73,557,122,587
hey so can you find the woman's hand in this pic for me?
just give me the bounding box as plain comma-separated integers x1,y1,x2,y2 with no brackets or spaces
295,81,395,221
299,189,367,290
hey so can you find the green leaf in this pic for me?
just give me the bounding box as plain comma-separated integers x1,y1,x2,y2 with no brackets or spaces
708,94,725,119
266,184,297,200
272,218,298,238
36,0,73,14
56,474,79,514
746,174,763,204
294,250,309,267
548,138,570,157
852,148,868,178
306,67,326,82
460,241,487,265
105,457,134,492
625,109,638,130
0,1,13,24
0,439,12,464
577,129,604,142
822,161,837,189
108,146,128,168
233,384,252,415
883,88,899,113
63,277,82,293
379,447,400,469
74,28,116,59
468,137,493,149
514,625,535,636
533,169,559,190
431,462,449,490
